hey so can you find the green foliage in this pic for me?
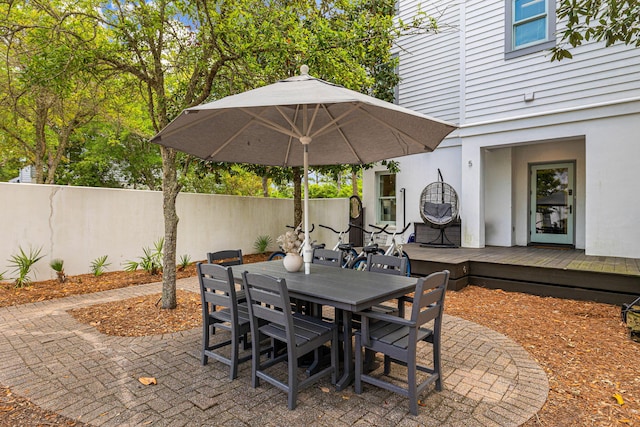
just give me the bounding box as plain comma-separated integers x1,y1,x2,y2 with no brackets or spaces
50,258,66,283
122,260,140,272
50,258,64,272
253,235,273,254
8,246,44,288
90,255,111,277
552,0,640,61
124,238,164,275
177,254,191,271
55,123,163,190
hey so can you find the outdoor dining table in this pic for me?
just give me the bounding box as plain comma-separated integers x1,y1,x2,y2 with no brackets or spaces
233,261,418,390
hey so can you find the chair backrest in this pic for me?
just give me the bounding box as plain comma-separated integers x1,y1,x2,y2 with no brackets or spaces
197,262,240,321
410,270,450,328
242,272,295,341
207,249,243,266
366,253,407,276
312,248,344,267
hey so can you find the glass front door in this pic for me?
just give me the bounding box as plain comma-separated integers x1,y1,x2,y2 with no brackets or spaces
530,162,575,245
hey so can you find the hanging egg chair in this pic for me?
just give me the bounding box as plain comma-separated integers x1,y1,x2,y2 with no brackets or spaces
419,169,460,247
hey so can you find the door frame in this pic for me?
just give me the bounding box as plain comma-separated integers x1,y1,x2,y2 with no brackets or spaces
529,161,576,247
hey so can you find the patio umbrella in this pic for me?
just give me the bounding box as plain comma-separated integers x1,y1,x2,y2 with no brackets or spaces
152,65,457,274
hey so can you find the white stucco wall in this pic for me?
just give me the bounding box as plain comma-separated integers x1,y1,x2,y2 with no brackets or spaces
362,142,461,240
0,183,348,280
458,100,640,258
484,147,513,246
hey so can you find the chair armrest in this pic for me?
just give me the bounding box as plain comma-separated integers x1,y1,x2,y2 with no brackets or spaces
355,310,415,327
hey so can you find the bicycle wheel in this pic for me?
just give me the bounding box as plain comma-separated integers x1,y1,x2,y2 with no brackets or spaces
342,248,358,268
349,255,368,270
402,251,412,277
268,251,286,261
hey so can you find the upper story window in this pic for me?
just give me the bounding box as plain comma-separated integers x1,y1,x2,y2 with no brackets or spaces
505,0,556,59
377,173,396,225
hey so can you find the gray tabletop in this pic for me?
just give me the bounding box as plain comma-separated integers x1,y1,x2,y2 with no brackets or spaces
233,261,417,312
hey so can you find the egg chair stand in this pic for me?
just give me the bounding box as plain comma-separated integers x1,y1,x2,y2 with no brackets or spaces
419,169,460,248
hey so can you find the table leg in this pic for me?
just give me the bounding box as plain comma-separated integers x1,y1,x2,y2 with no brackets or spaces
335,309,353,391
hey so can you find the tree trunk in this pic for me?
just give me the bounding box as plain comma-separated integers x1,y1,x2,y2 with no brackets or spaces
33,99,48,184
160,146,180,309
292,166,302,226
262,176,269,197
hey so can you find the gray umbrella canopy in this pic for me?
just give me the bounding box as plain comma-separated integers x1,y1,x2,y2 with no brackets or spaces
152,66,457,273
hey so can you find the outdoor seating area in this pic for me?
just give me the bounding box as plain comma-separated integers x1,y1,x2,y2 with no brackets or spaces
0,272,548,425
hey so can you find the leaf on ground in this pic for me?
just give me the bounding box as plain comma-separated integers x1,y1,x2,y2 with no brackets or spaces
138,377,157,385
612,392,624,405
319,386,330,393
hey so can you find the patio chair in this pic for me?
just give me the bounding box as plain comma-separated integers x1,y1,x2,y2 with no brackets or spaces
198,262,251,380
207,249,243,266
419,169,459,247
242,272,338,410
366,253,409,317
354,270,450,415
311,248,344,267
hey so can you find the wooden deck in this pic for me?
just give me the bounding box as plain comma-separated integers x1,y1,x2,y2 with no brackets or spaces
402,244,640,305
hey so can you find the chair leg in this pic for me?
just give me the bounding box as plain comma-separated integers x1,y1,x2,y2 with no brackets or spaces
201,321,210,366
434,337,442,391
288,344,298,410
251,330,261,388
331,327,338,385
354,335,363,394
408,357,418,416
383,354,391,375
230,328,239,380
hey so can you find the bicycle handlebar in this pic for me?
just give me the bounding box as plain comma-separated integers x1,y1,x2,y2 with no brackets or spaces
286,224,315,233
369,223,412,235
349,223,388,234
319,224,351,234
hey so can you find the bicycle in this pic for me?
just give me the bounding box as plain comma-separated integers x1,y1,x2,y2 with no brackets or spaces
317,224,358,268
350,223,412,276
268,224,323,261
347,223,388,270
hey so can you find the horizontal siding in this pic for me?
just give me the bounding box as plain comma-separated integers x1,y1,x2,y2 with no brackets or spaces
463,0,640,122
396,0,640,125
396,0,461,123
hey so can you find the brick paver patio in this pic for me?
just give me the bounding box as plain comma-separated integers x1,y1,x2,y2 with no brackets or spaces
0,277,548,426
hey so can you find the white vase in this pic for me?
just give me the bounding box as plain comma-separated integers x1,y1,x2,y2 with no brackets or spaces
283,253,303,272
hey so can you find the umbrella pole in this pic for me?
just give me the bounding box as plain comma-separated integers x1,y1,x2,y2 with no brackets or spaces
301,137,312,274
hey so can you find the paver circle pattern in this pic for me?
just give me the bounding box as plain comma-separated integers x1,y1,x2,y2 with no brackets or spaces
0,278,547,426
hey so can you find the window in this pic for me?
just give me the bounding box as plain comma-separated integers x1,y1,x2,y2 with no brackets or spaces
377,173,396,224
505,0,555,59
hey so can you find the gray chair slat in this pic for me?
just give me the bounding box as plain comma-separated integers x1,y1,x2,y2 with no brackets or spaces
312,248,344,267
355,270,450,416
243,272,338,410
365,254,409,316
207,249,243,266
198,262,252,380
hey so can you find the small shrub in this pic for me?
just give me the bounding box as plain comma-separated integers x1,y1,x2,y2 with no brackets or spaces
123,238,164,275
90,255,111,277
123,260,139,272
253,235,272,254
177,254,191,271
8,246,45,288
50,258,66,283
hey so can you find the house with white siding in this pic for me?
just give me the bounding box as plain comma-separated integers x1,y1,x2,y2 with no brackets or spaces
363,0,640,259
